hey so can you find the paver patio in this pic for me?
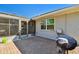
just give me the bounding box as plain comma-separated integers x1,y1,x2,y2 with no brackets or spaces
14,36,57,54
14,36,79,54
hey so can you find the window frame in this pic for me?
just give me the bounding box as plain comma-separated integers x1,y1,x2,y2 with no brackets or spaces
41,18,54,30
41,20,46,30
46,18,54,30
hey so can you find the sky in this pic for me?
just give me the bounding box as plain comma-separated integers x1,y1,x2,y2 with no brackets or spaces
0,4,73,18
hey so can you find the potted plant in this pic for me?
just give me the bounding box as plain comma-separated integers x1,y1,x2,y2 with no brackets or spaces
2,36,8,44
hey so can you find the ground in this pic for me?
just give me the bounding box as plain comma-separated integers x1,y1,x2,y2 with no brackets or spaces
68,46,79,54
0,36,79,54
14,36,57,54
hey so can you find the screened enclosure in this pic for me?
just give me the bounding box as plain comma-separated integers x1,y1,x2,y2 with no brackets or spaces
0,17,19,37
21,21,27,35
28,20,36,35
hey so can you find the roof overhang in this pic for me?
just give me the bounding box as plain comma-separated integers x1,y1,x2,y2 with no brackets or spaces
0,12,29,21
32,5,79,20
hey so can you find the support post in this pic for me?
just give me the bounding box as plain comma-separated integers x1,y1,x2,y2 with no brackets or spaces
19,20,21,39
9,19,10,36
27,21,28,37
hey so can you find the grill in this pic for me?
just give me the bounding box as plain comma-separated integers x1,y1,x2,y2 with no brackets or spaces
56,29,77,54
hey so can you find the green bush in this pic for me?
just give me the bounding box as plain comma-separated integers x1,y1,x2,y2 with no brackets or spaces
2,36,8,44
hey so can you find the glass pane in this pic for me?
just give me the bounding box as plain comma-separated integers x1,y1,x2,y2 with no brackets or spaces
47,19,54,25
0,25,9,37
47,25,54,29
41,20,46,29
10,25,19,35
47,19,54,29
10,19,19,24
0,18,9,24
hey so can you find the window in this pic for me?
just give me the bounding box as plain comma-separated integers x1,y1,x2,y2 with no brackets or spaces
47,19,54,30
41,18,54,30
41,20,46,29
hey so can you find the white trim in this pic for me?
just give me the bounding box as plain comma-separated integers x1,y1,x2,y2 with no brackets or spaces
9,19,10,36
27,21,28,36
46,19,47,30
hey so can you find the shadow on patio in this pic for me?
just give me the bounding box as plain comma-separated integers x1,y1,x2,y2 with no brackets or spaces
13,36,57,54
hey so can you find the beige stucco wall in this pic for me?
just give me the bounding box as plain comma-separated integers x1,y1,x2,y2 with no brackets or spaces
54,14,66,33
66,12,79,41
36,12,79,42
55,12,79,42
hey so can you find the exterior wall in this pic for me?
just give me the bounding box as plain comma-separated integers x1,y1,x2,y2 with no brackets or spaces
55,12,79,42
35,15,67,40
35,12,79,42
66,12,79,42
54,15,66,33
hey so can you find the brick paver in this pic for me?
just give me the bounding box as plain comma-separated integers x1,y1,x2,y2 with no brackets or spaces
14,36,79,54
14,36,57,54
